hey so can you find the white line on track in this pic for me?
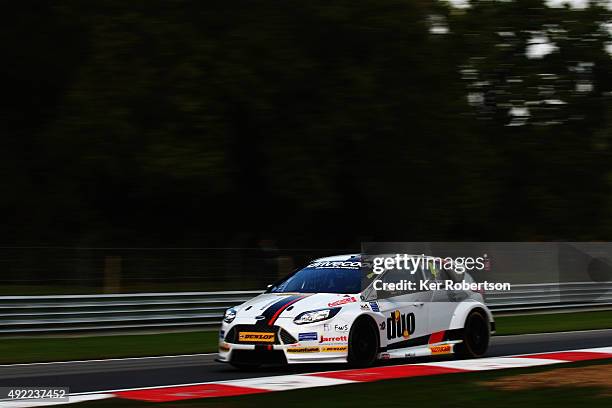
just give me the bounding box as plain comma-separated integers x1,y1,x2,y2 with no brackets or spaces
495,328,612,337
0,353,217,368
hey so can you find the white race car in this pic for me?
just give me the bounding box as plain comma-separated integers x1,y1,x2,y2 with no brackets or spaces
217,254,495,368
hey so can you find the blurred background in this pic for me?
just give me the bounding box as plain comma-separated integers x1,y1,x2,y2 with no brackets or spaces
2,0,612,294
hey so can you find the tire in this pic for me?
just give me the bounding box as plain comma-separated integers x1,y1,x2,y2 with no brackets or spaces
455,310,490,358
347,317,379,367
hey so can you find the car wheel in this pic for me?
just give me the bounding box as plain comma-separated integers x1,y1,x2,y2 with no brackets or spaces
347,317,379,367
455,310,490,358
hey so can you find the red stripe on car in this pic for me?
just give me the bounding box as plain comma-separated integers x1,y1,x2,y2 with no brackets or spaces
428,330,446,344
267,295,308,326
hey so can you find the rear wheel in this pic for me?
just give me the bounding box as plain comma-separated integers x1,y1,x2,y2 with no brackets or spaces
455,310,490,358
348,318,379,367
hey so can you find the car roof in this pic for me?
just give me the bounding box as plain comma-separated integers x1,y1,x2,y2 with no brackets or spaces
311,253,433,263
311,254,360,262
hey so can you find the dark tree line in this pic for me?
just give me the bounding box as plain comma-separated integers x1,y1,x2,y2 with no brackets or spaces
2,0,612,248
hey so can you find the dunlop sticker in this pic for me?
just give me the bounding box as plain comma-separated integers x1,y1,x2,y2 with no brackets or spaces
239,332,275,343
321,346,348,352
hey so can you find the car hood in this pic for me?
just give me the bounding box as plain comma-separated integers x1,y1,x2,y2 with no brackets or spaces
235,292,360,319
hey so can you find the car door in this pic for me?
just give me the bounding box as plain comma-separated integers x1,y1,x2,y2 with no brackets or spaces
426,265,466,334
373,267,432,348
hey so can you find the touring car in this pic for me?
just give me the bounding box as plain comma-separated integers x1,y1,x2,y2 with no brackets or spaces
217,254,495,368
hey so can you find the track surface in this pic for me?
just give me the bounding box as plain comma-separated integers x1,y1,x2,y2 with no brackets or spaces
1,329,611,394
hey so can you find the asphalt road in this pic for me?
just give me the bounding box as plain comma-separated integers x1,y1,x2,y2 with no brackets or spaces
1,329,611,394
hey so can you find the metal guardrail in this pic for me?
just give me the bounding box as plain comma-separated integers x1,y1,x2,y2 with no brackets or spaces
0,291,259,335
0,282,610,334
485,281,612,313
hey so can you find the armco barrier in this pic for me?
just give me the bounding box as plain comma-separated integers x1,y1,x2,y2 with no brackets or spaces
0,282,610,334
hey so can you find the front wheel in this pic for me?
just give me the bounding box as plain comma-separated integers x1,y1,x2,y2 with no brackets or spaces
347,318,379,367
455,310,490,358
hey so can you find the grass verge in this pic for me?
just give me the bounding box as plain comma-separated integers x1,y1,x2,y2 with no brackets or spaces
0,331,219,364
0,310,610,364
494,310,612,335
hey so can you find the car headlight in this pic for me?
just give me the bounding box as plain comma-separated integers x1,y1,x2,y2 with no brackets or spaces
293,308,341,325
223,308,237,323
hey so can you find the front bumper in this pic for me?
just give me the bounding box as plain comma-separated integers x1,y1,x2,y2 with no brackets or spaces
218,318,349,365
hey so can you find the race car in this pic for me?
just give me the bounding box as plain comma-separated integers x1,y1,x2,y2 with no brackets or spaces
217,254,495,368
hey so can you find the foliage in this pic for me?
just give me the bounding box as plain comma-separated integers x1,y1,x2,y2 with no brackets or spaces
2,0,611,247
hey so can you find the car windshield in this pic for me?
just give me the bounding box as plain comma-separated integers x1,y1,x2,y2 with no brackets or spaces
269,261,363,294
